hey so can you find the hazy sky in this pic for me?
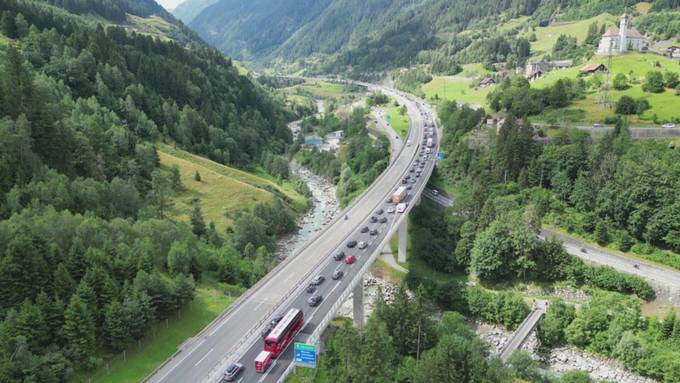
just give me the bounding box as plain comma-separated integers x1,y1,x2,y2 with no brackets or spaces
156,0,184,11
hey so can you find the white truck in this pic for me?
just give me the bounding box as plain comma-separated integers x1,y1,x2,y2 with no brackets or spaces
392,186,407,203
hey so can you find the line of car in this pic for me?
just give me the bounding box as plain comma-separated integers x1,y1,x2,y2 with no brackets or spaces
219,100,437,383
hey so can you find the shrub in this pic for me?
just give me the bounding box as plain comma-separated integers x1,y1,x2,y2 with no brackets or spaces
643,71,665,93
615,96,637,115
612,73,628,90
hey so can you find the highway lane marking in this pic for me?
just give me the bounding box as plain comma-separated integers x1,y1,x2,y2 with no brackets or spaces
259,359,278,382
253,299,268,312
194,347,214,367
154,338,206,382
197,93,430,380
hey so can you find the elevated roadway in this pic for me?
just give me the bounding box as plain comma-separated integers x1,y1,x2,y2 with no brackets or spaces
147,82,439,383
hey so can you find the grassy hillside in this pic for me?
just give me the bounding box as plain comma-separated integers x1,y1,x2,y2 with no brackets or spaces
158,144,306,234
524,13,619,57
79,281,239,383
421,76,492,107
386,102,410,139
532,54,680,123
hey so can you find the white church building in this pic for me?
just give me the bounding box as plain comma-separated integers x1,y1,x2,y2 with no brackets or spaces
596,14,646,55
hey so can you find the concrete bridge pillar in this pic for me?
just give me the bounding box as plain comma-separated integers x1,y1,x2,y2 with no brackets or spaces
398,219,407,263
353,277,364,329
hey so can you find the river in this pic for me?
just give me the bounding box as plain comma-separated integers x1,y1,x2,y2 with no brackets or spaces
274,161,340,259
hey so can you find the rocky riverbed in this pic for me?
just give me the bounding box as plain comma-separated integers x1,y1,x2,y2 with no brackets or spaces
474,321,656,383
336,272,399,322
274,162,340,260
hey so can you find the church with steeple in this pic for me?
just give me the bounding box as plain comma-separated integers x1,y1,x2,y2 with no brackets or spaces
596,13,646,55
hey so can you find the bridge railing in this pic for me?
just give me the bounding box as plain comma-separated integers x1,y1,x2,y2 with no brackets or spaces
276,92,440,383
199,82,422,383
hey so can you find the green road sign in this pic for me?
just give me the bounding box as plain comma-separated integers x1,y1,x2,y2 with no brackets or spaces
294,342,317,368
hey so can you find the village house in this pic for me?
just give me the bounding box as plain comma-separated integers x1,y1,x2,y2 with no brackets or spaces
580,63,608,76
524,60,573,81
324,130,344,150
478,77,496,88
304,135,323,148
666,46,680,60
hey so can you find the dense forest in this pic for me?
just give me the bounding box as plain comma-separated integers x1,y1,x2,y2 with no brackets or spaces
399,98,680,381
0,0,300,380
303,285,612,383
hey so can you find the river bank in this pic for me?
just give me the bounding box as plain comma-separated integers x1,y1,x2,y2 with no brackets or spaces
274,161,340,260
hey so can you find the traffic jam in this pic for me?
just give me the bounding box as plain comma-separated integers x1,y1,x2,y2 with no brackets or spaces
219,100,437,382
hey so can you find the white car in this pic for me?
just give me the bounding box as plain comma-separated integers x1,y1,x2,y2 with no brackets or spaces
396,203,407,213
387,206,395,214
662,123,676,129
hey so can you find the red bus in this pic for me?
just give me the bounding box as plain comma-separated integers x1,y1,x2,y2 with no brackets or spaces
264,308,303,358
254,350,272,373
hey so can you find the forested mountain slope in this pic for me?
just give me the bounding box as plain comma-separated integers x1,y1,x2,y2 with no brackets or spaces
171,0,218,24
0,0,297,380
188,0,674,75
189,0,332,61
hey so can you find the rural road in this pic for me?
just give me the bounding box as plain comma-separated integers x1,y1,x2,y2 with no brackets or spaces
424,191,680,304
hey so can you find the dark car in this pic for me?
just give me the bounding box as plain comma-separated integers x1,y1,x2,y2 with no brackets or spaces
306,284,317,294
221,362,243,382
375,208,384,215
369,228,378,236
332,269,344,280
402,179,408,184
333,251,345,261
260,323,273,338
369,216,378,223
271,313,284,326
415,173,420,178
311,275,325,286
379,217,388,223
409,168,415,173
347,240,357,248
405,175,411,180
308,294,323,307
407,185,413,190
360,226,369,233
